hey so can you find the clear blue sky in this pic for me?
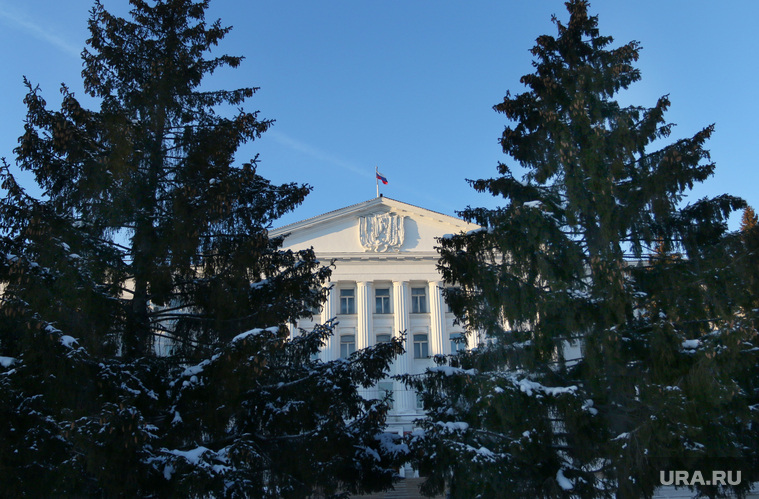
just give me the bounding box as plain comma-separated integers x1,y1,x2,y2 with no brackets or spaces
1,0,757,229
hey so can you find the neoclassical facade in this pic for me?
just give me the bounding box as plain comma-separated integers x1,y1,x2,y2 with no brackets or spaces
270,196,480,433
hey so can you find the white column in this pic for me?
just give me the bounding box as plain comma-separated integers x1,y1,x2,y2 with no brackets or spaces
429,281,445,357
471,329,482,349
393,281,409,365
393,281,413,412
357,281,372,350
356,281,373,400
320,285,338,361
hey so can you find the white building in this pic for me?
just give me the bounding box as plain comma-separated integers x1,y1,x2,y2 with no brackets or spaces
270,196,480,433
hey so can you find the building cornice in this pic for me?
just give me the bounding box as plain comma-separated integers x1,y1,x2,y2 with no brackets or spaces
318,251,440,262
270,196,477,238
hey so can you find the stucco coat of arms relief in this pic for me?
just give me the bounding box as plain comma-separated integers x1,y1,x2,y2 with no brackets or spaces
358,212,405,252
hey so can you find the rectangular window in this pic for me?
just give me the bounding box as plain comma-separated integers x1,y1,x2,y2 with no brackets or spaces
376,333,392,344
378,381,394,409
309,302,322,316
450,333,466,353
411,287,427,314
413,333,429,359
416,391,424,409
340,334,356,358
375,288,391,314
340,288,355,315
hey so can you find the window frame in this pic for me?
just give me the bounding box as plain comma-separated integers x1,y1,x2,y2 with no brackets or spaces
340,334,356,358
415,391,424,410
411,286,428,314
339,287,356,315
450,333,466,353
413,333,429,359
375,287,391,314
377,381,394,409
376,333,392,344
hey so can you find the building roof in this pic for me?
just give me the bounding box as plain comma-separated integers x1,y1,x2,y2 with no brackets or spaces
270,196,476,238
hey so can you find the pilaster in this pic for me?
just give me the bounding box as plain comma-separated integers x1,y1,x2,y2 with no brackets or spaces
357,281,372,350
393,280,413,412
320,285,338,361
429,281,445,356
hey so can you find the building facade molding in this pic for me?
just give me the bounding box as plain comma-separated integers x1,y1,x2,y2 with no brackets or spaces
359,212,406,252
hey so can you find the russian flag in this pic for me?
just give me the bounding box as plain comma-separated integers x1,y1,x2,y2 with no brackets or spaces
376,171,388,184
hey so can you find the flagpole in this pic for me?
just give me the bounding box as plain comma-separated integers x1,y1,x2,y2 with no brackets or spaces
376,166,379,198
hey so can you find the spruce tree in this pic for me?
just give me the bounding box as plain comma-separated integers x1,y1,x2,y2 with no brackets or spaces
740,206,758,233
405,2,758,497
0,0,405,496
737,206,759,331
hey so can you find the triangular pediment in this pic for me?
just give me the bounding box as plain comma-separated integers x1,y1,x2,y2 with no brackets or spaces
270,197,478,256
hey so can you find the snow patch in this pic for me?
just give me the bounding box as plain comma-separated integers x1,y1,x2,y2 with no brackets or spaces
162,463,175,480
181,360,211,378
428,366,477,377
681,339,700,350
582,399,598,415
231,326,279,344
517,378,541,396
465,227,493,237
179,353,221,379
0,356,16,368
516,377,577,397
375,432,410,456
60,335,78,348
357,446,381,462
542,384,577,396
685,441,705,451
437,421,469,432
556,469,574,490
166,446,210,464
250,279,268,289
